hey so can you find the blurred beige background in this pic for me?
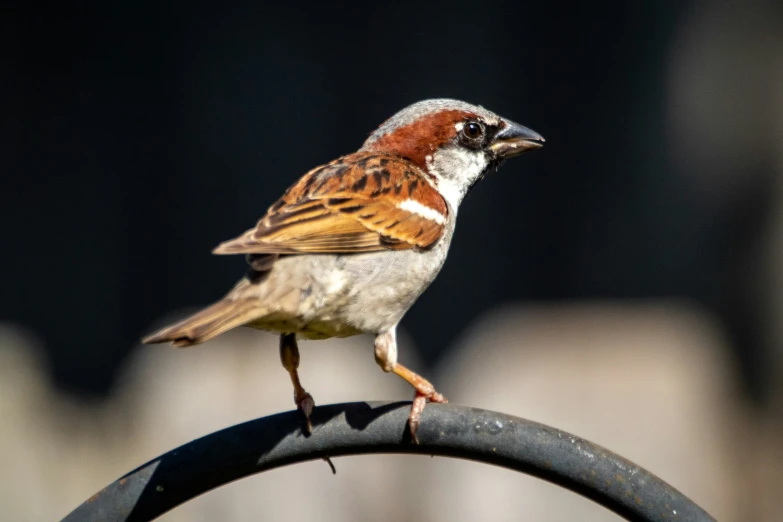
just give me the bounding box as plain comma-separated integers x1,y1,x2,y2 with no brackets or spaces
2,300,780,521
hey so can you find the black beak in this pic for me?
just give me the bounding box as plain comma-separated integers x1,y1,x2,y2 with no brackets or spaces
490,119,545,158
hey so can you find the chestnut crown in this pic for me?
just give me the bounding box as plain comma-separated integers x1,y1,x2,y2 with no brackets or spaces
362,98,543,207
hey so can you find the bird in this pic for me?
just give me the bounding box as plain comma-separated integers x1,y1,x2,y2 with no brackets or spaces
143,98,544,442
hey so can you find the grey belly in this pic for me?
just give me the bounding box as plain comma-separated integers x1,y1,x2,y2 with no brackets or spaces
245,245,449,339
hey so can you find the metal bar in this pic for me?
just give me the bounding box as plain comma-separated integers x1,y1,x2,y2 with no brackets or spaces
62,401,715,522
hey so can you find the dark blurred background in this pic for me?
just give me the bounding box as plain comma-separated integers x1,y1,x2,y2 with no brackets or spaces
4,1,781,401
3,2,783,520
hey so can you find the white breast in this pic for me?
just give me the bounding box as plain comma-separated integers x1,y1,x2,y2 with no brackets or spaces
426,145,489,209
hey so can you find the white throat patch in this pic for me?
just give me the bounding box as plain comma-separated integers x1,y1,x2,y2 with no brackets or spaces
426,145,489,209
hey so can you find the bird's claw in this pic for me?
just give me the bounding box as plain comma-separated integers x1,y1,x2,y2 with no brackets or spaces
408,390,448,444
295,391,315,434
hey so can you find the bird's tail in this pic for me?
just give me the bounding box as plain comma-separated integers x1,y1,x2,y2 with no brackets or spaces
142,298,264,348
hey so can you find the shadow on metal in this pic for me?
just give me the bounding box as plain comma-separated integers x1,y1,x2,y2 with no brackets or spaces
62,401,715,522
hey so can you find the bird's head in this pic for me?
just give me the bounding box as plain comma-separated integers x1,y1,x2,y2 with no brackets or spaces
362,98,544,207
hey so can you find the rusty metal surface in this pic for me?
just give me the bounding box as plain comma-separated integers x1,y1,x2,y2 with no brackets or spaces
62,401,715,522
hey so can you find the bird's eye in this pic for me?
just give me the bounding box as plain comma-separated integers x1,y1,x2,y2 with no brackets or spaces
463,121,483,139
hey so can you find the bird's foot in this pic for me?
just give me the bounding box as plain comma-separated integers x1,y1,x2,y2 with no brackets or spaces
408,389,448,444
295,390,315,434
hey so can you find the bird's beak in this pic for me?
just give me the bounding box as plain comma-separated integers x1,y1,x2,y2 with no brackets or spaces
489,119,545,158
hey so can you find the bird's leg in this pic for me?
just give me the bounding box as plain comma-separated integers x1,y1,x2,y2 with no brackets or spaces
374,328,447,443
280,333,315,434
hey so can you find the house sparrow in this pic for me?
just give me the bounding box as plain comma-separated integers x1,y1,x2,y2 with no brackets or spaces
143,99,544,442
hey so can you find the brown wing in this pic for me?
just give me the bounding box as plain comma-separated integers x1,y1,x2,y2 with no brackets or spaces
212,152,448,255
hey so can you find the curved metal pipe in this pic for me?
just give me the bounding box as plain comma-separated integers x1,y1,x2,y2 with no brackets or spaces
62,401,715,522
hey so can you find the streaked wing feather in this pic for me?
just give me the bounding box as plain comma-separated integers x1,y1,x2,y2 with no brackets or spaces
213,152,448,255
